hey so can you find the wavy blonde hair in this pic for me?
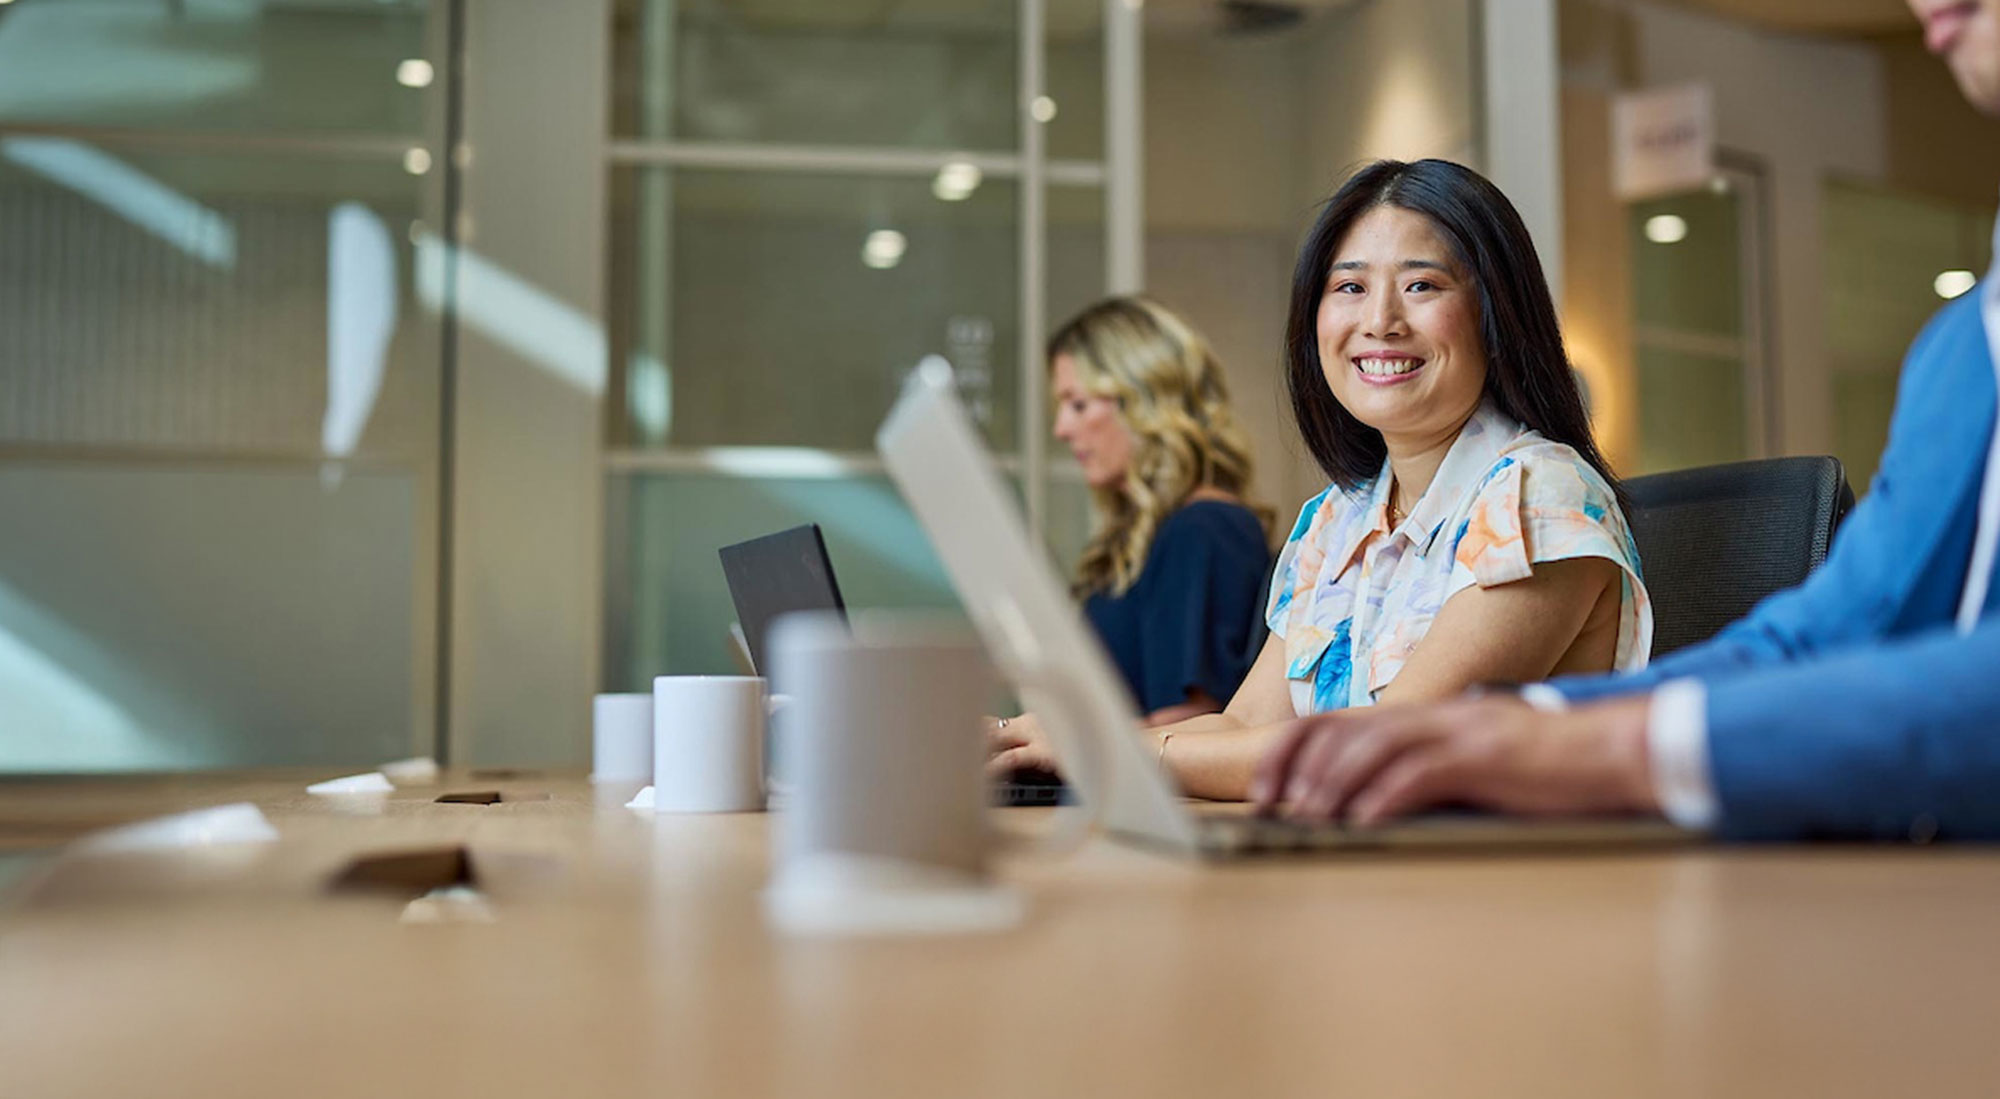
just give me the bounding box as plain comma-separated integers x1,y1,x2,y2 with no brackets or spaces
1050,296,1272,598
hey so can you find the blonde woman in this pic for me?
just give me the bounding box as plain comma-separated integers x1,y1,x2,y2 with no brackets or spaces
1046,296,1274,725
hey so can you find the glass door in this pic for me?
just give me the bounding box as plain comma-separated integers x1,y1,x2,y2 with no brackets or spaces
600,0,1121,685
0,0,452,770
1628,157,1772,473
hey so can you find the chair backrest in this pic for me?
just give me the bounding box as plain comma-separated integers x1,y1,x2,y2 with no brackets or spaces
1623,456,1855,658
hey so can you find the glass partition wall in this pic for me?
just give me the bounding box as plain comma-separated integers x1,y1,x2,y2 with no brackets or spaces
0,0,452,770
1627,158,1774,474
601,0,1121,686
1823,180,1993,492
0,0,1130,769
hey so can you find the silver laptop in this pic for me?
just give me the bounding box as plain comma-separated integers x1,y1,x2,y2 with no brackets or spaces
876,359,1691,858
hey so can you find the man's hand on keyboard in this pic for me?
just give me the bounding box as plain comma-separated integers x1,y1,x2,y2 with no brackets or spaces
1248,693,1659,825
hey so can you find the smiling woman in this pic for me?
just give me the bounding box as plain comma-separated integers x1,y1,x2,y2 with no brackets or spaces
1270,158,1649,716
990,161,1654,803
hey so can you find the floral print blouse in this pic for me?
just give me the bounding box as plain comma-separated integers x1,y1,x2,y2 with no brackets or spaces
1265,400,1652,715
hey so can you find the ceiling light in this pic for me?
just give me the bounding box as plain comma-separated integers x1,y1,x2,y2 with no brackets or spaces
932,160,982,202
1935,269,1978,300
862,229,906,270
403,147,432,175
1030,96,1058,123
1643,214,1688,244
396,59,434,89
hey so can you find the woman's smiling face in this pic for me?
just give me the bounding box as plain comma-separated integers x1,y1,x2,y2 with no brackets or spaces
1315,204,1488,449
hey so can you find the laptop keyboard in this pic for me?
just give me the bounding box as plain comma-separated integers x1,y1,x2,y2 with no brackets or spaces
992,770,1071,807
1194,809,1693,856
1197,813,1377,855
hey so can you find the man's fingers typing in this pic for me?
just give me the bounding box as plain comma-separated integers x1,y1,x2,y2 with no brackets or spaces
1251,718,1317,810
1347,748,1461,826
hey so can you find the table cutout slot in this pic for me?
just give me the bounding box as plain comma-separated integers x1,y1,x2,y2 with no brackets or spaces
435,791,503,805
328,846,476,897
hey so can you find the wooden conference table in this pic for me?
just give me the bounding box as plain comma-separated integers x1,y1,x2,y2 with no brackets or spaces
2,771,1998,1099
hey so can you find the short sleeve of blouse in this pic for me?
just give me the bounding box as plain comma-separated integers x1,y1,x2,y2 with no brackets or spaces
1448,450,1640,596
1264,487,1332,636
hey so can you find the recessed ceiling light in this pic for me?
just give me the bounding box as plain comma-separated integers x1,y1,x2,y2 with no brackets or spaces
1644,214,1688,244
1935,269,1978,300
396,59,434,89
862,229,907,270
403,147,432,175
932,160,982,202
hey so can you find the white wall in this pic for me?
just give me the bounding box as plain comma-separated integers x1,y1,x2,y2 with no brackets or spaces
1147,30,1304,236
1627,3,1887,456
1144,26,1314,515
1142,0,1482,519
1302,0,1480,202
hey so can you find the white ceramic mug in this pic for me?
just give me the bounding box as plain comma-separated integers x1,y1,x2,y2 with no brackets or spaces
591,692,653,783
652,675,768,813
764,611,1038,935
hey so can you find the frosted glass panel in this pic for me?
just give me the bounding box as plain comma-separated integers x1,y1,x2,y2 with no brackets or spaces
1637,347,1748,475
1632,191,1743,337
0,0,434,136
0,464,421,771
1630,186,1753,472
0,147,439,773
1823,182,1991,491
606,472,964,687
0,147,437,458
608,167,1019,451
613,0,1017,148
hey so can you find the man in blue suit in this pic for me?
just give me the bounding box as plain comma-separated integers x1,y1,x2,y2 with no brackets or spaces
1250,0,2000,841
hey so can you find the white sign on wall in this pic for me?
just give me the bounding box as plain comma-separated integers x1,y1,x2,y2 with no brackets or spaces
1612,84,1715,200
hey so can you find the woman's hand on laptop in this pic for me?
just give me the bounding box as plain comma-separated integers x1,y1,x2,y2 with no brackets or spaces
985,713,1061,777
1247,694,1660,826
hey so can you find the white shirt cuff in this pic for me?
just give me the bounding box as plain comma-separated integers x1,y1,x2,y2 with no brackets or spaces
1517,683,1568,713
1646,678,1719,831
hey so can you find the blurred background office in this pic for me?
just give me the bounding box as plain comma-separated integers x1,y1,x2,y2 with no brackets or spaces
0,0,1990,774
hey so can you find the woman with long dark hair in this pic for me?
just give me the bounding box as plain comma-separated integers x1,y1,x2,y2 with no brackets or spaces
989,159,1651,799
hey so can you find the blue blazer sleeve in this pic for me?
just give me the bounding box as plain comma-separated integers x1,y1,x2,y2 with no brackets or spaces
1703,618,2000,841
1553,291,1994,704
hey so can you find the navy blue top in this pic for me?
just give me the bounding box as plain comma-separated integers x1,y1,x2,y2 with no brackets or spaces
1083,500,1272,713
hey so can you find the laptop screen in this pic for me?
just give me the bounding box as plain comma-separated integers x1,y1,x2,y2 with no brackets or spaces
717,524,849,675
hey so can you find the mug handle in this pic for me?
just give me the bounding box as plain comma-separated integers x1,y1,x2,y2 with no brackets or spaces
991,663,1105,858
764,693,794,799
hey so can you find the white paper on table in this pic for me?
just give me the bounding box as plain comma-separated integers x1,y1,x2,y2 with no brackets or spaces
74,802,280,855
400,885,497,925
380,757,440,786
307,772,394,795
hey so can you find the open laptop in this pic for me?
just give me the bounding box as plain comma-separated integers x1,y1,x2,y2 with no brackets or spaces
719,524,848,678
717,523,1070,807
876,358,1693,858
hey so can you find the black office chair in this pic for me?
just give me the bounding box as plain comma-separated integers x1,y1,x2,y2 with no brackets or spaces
1623,456,1856,657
